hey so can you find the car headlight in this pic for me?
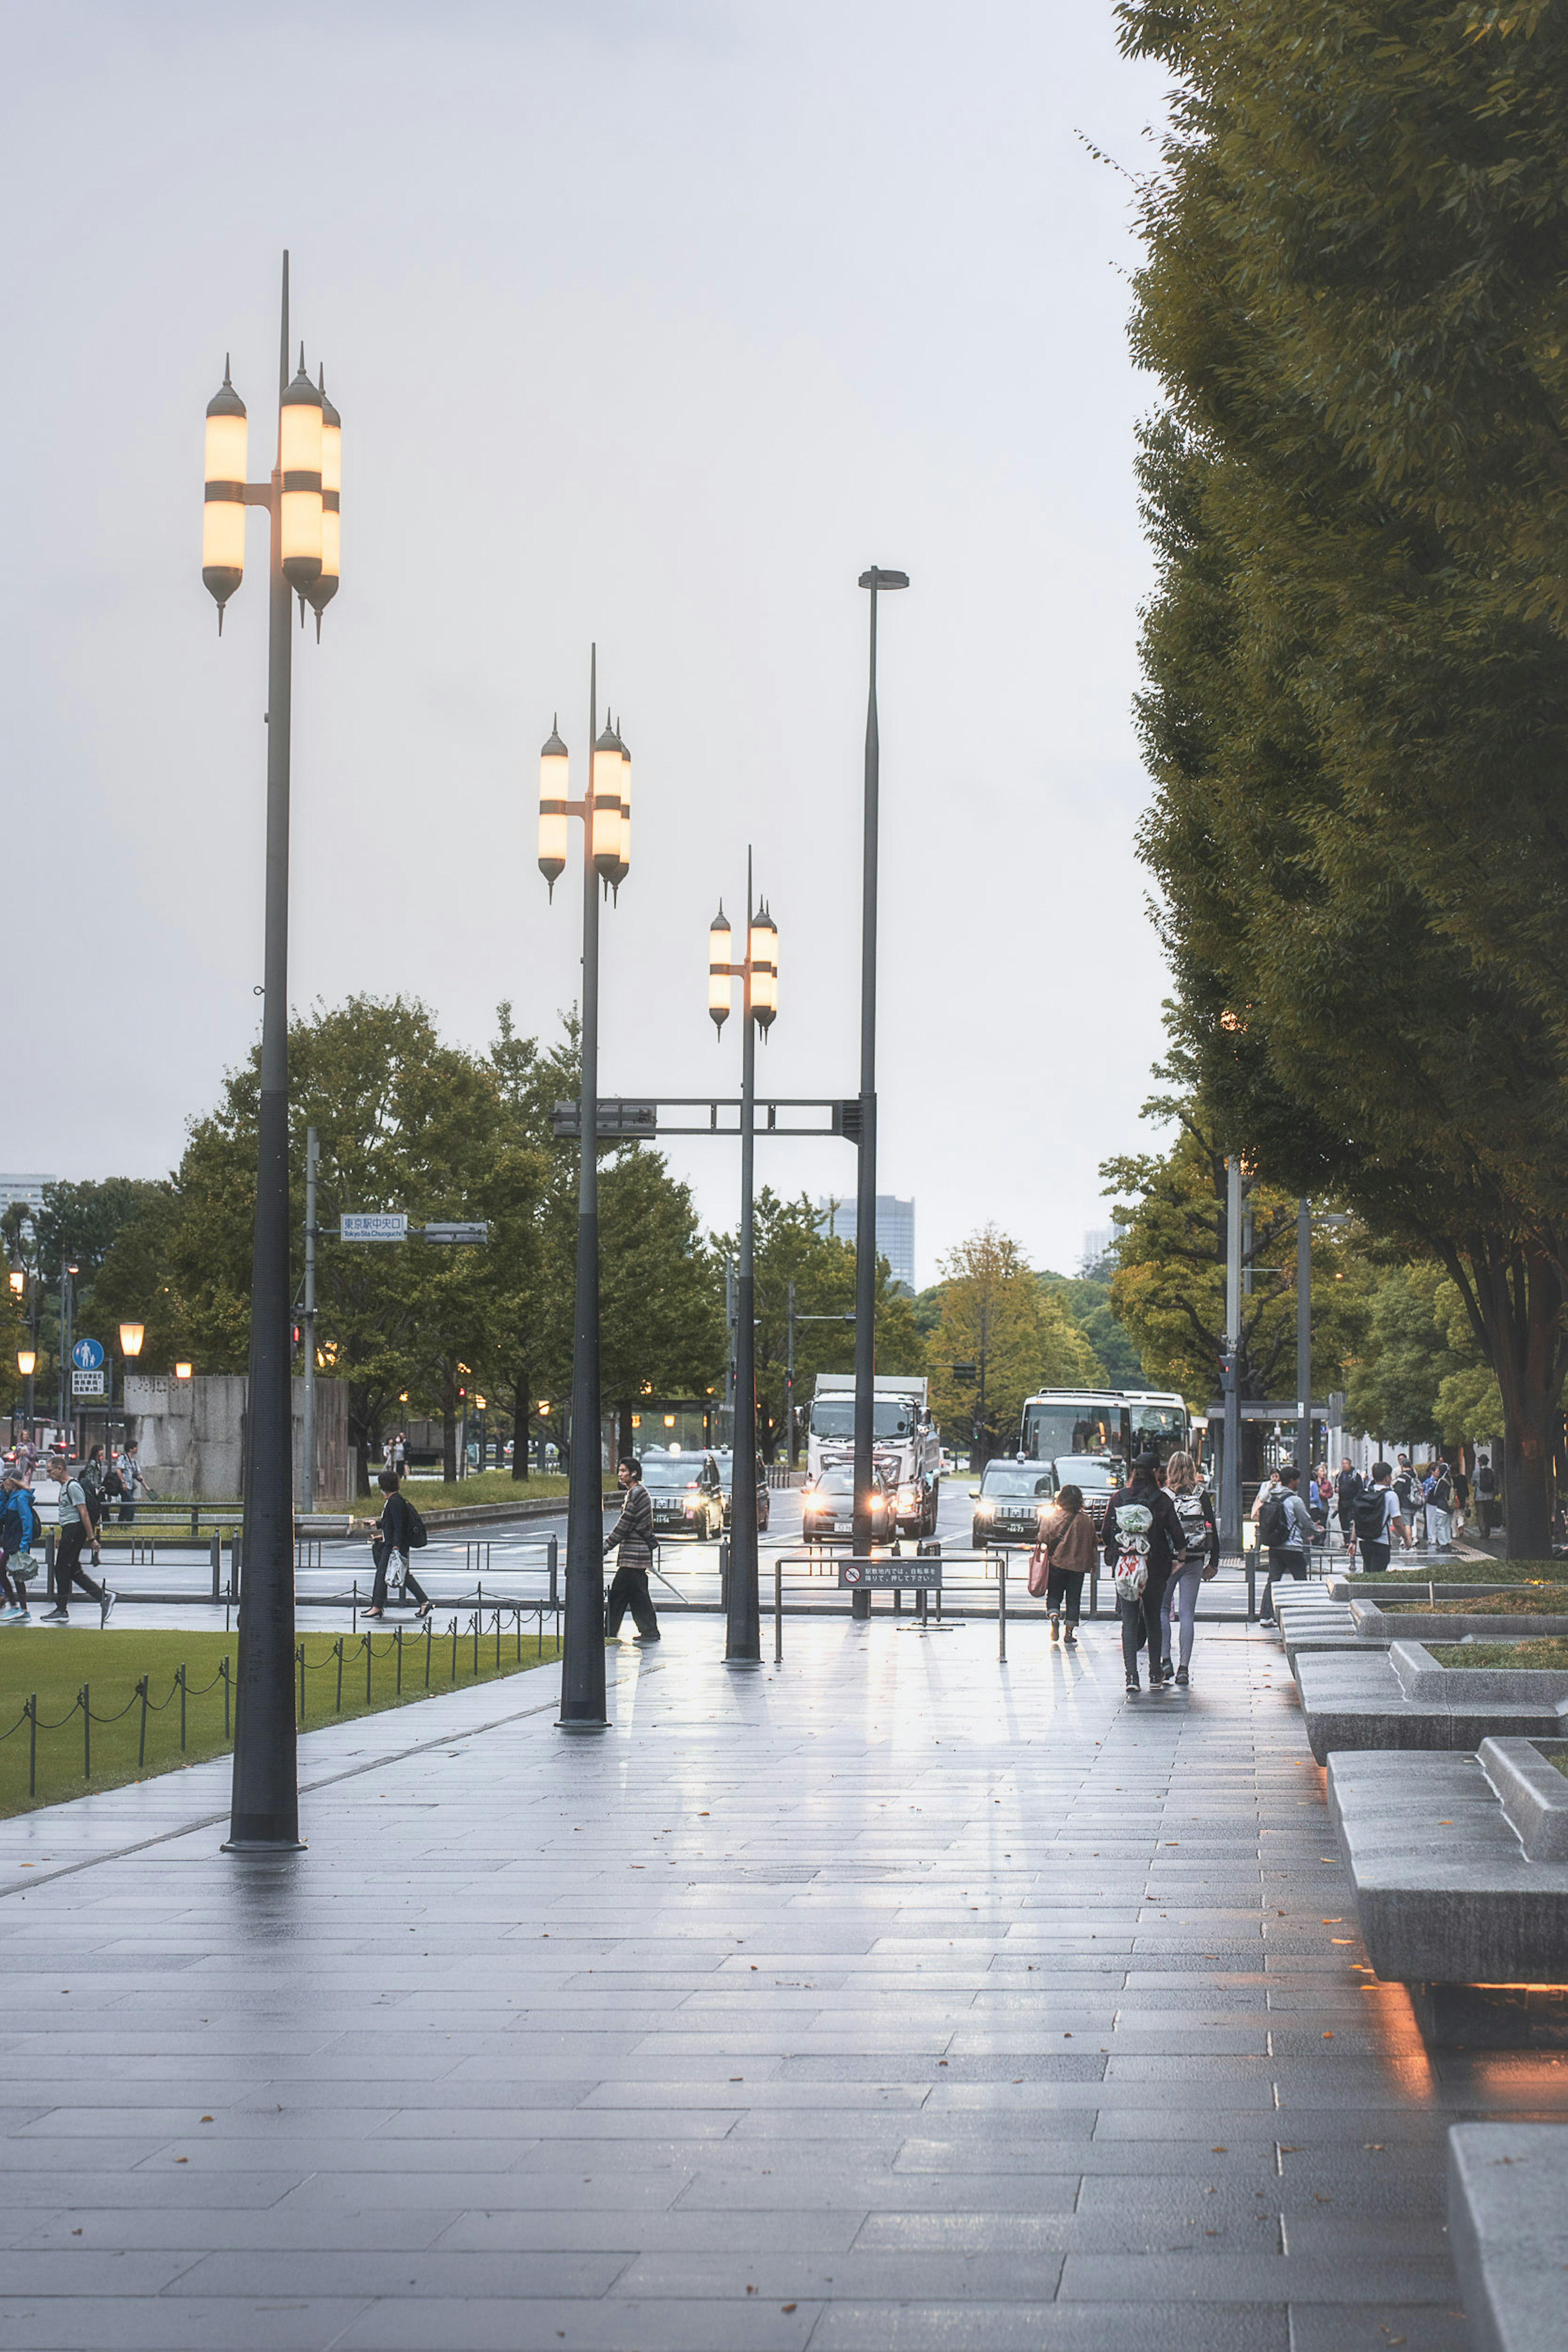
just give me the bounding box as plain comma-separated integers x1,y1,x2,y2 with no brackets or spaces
976,1500,994,1520
898,1486,918,1509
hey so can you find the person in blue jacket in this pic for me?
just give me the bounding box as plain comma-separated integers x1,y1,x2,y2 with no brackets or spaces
0,1465,40,1621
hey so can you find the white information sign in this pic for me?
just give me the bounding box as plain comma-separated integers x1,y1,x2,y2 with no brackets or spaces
71,1369,107,1397
340,1213,408,1242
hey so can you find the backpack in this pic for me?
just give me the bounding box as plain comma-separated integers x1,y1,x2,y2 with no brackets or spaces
1257,1490,1290,1547
1109,1500,1152,1606
1476,1464,1497,1498
402,1498,428,1549
1173,1487,1209,1562
1428,1468,1452,1512
1352,1487,1389,1544
0,1489,35,1554
103,1467,124,1499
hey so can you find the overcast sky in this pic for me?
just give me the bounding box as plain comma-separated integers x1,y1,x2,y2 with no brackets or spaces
6,0,1173,1286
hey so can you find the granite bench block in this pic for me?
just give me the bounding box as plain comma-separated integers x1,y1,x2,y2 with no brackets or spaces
1446,2122,1568,2352
1296,1645,1568,1761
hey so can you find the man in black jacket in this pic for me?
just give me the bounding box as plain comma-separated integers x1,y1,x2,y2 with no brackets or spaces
1102,1454,1187,1695
604,1456,659,1642
364,1469,432,1618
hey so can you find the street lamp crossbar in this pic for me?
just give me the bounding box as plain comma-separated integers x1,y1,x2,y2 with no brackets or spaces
549,1097,857,1140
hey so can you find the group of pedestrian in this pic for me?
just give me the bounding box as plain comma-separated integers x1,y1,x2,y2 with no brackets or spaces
0,1447,120,1625
1093,1449,1220,1694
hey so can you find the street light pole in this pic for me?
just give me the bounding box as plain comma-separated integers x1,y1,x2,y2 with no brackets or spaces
708,856,779,1668
205,252,339,1852
302,1128,318,1511
539,653,628,1732
1222,1154,1243,1552
851,567,908,1610
1296,1198,1312,1484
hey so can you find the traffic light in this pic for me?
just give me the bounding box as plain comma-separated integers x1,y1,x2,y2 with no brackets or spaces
953,1362,976,1385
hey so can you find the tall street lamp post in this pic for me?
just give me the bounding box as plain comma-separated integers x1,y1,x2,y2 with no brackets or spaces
118,1323,144,1452
203,252,342,1853
538,651,630,1732
9,1269,33,1443
851,567,908,1609
708,856,780,1667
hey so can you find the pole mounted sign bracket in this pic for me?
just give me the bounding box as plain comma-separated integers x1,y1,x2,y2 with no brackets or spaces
550,1096,858,1141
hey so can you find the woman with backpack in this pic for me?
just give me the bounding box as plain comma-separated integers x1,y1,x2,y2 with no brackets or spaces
1159,1450,1220,1687
1102,1453,1187,1695
1036,1482,1096,1646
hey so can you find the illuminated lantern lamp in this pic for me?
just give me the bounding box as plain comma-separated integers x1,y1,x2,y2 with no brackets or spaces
750,902,778,1033
590,719,622,879
538,720,568,898
174,1361,194,1381
304,367,341,640
202,359,248,631
279,346,323,604
17,1349,36,1378
118,1323,145,1358
708,905,732,1034
606,723,630,897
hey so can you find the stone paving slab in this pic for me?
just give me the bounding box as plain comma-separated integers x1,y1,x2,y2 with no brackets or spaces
1447,2121,1568,2352
2,1619,1566,2348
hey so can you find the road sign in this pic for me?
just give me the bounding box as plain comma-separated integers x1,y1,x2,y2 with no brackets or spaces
550,1100,658,1139
422,1222,489,1246
838,1560,941,1589
71,1369,106,1397
340,1213,408,1242
71,1337,105,1371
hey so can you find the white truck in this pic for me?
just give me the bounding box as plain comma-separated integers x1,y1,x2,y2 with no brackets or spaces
806,1373,941,1537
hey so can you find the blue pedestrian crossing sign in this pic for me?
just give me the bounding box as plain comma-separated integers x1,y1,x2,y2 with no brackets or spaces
72,1338,105,1371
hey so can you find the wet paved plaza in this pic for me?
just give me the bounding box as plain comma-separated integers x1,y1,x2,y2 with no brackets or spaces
3,1610,1567,2350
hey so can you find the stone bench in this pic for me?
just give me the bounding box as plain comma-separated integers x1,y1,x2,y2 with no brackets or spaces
1327,1739,1568,2047
1448,2123,1568,2352
1296,1639,1568,1761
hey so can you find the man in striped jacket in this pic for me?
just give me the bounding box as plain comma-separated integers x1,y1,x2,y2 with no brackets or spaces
603,1456,660,1642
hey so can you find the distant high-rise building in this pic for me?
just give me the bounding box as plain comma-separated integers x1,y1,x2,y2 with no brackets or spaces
0,1175,53,1225
1080,1224,1115,1275
817,1194,916,1292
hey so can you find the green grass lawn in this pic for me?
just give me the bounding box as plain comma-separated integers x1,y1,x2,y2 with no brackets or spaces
400,1468,575,1509
1384,1589,1568,1616
1345,1559,1564,1587
0,1619,561,1819
1429,1638,1568,1669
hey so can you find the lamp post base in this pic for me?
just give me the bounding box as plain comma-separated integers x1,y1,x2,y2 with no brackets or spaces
220,1837,307,1854
724,1656,764,1672
557,1718,611,1734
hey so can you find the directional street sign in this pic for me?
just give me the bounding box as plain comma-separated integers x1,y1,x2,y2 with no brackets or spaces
340,1213,408,1242
422,1222,489,1246
71,1369,106,1397
71,1338,105,1371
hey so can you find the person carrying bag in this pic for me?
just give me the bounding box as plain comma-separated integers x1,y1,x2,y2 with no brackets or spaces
1031,1483,1096,1645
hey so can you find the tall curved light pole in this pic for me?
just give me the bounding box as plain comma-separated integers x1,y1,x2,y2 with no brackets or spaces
539,655,628,1731
708,855,779,1666
203,252,340,1851
850,568,908,1607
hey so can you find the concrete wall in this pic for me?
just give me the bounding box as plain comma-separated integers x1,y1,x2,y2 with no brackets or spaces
123,1374,350,1503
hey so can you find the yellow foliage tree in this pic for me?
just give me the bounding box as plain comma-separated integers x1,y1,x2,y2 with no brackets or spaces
927,1224,1102,1467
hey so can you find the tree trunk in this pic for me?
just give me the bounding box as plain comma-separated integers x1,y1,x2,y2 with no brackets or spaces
346,1390,375,1497
512,1368,529,1481
616,1399,634,1462
1445,1236,1567,1562
441,1361,457,1485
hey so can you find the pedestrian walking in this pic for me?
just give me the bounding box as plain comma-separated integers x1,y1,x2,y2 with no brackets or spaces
1335,1457,1362,1558
1423,1456,1455,1551
603,1455,659,1643
362,1469,432,1619
1350,1462,1407,1576
1159,1450,1220,1685
1394,1456,1421,1549
81,1445,108,1535
1451,1459,1471,1540
1257,1465,1316,1623
38,1449,115,1624
0,1465,39,1621
1036,1482,1096,1646
1474,1454,1499,1539
118,1438,145,1524
1102,1452,1186,1695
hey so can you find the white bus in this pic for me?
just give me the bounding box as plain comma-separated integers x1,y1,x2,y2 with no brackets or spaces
1018,1388,1191,1476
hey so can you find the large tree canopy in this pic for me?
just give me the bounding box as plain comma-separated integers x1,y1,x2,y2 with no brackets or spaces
1120,0,1568,1550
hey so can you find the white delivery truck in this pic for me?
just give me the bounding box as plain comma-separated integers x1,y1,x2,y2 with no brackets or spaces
806,1373,941,1537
